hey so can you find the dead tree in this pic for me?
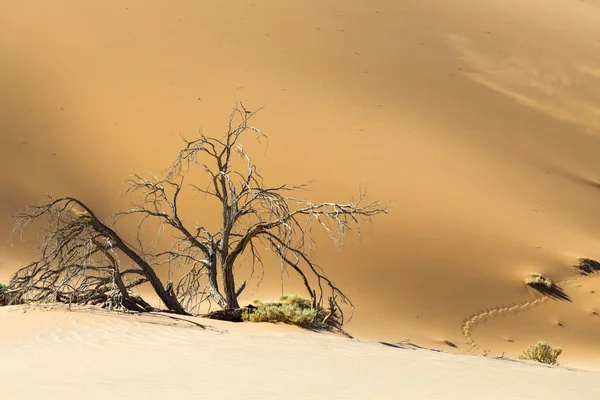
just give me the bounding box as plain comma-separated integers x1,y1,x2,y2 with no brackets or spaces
6,105,388,324
8,197,183,313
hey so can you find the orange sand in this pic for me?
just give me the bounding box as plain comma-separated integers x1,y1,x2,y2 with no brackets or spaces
1,0,600,373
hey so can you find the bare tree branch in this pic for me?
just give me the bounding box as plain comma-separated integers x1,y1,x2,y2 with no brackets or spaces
4,104,388,328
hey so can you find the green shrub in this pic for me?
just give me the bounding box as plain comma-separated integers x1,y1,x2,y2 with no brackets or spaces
279,294,313,309
0,282,6,292
242,294,323,328
517,341,562,365
525,273,553,289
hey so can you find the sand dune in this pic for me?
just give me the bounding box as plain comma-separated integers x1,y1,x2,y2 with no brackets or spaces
2,0,600,376
2,306,599,399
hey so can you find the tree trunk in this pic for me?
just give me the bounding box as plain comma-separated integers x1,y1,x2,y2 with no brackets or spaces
222,261,239,308
119,243,187,314
97,224,188,315
206,252,227,308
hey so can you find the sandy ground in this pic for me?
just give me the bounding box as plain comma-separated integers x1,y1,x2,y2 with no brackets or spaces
1,306,599,400
2,0,600,385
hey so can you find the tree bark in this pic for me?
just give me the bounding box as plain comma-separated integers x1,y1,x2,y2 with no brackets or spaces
96,223,188,315
222,261,239,308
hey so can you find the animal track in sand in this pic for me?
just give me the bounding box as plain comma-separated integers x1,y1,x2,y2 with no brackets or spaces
461,272,593,350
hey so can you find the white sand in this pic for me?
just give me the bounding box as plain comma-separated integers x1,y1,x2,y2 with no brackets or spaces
1,306,598,399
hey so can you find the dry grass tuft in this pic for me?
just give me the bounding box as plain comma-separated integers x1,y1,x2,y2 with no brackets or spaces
517,341,562,365
242,294,328,328
524,273,553,289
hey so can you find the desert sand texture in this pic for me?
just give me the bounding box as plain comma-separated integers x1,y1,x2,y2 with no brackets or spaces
1,305,599,400
2,0,600,393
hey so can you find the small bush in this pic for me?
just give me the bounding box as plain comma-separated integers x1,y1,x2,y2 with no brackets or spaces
574,258,600,275
279,294,312,308
0,282,6,292
242,294,324,328
525,273,553,289
517,341,562,365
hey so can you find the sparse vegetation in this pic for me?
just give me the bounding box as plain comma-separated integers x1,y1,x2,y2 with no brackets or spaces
525,273,553,289
0,282,6,292
242,294,335,328
574,258,600,275
517,341,562,365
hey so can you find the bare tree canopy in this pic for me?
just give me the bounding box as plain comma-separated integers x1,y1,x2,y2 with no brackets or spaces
3,105,388,327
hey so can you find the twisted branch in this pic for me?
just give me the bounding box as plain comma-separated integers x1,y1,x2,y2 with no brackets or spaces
4,104,388,327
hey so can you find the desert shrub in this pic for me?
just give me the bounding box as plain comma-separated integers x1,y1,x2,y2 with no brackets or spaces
242,294,324,328
517,341,562,365
525,273,553,289
279,294,313,309
574,258,600,275
0,282,6,292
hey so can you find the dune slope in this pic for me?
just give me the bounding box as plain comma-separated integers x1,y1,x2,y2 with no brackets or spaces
1,306,599,400
2,0,600,367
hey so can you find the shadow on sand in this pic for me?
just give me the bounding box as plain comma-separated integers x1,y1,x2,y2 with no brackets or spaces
575,258,600,276
532,284,571,302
